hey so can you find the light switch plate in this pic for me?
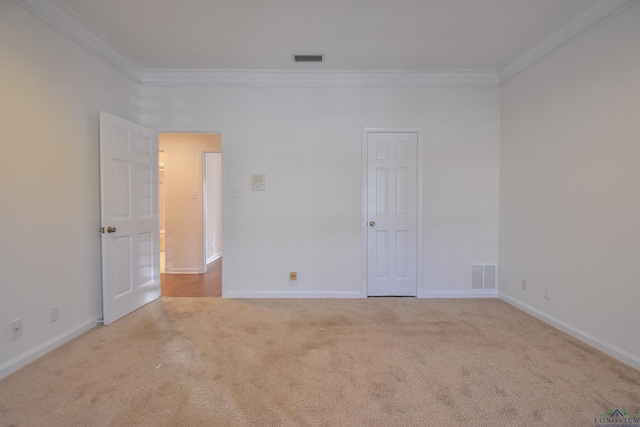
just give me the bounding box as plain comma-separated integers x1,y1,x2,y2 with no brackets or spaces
10,319,23,340
251,174,266,191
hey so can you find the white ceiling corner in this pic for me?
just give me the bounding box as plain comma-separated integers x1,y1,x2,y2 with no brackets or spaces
16,0,145,83
498,0,637,83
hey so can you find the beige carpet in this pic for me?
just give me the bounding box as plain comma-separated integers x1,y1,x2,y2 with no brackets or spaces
0,298,638,426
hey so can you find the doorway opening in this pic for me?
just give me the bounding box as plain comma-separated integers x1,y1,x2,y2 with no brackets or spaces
158,133,222,297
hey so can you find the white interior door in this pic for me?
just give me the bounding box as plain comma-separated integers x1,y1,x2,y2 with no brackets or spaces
100,112,160,325
367,132,418,296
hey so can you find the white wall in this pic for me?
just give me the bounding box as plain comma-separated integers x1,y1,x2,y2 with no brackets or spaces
206,153,223,263
144,86,501,297
0,1,141,377
499,3,640,368
159,133,221,273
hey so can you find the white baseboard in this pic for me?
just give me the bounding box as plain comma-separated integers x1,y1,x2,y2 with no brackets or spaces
206,252,222,265
224,289,499,299
165,268,204,274
0,315,100,380
419,289,499,298
499,293,640,371
223,290,365,299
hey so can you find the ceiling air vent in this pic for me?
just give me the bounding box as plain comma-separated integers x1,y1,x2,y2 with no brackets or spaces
293,54,324,63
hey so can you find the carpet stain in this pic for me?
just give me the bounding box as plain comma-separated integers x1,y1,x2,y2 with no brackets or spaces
499,403,519,420
611,367,640,386
493,384,508,398
174,311,193,320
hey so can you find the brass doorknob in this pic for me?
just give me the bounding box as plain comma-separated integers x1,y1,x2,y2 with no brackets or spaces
107,226,117,233
369,221,375,227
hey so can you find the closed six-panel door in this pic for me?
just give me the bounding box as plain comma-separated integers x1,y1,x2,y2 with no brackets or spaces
367,132,418,296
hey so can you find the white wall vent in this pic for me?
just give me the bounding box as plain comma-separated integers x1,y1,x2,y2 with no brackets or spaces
472,265,496,289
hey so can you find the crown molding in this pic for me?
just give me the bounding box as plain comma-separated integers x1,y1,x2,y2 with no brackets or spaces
18,0,634,88
14,0,498,88
16,0,145,83
498,0,637,84
142,69,499,88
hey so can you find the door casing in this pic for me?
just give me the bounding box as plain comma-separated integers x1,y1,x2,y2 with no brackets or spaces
154,127,227,295
361,127,424,297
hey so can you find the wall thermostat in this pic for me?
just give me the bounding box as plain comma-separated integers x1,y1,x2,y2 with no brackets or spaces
251,174,266,191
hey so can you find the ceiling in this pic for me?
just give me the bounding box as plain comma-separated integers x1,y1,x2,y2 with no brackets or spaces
57,0,600,72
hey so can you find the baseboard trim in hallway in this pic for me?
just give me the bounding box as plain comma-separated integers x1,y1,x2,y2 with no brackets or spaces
161,257,222,297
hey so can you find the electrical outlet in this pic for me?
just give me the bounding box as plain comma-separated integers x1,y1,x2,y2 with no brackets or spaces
521,279,527,291
544,286,551,300
10,319,23,340
288,271,298,286
49,305,59,323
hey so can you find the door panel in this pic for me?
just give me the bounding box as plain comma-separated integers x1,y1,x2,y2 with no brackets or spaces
376,231,389,279
100,112,160,325
367,132,418,296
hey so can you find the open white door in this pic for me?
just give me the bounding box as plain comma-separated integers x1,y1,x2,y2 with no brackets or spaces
100,112,160,325
366,132,418,296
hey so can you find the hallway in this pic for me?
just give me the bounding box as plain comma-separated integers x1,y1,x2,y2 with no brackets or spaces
160,258,221,297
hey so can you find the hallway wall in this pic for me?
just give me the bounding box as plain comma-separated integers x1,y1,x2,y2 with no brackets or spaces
159,133,221,273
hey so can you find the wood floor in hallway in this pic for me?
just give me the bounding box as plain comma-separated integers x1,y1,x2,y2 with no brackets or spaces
161,257,222,297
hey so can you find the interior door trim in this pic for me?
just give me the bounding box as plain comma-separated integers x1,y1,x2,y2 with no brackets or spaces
154,127,227,296
361,127,424,297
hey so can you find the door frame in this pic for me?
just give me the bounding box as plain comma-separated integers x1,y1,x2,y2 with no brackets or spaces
155,127,226,294
203,151,223,266
361,127,424,297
